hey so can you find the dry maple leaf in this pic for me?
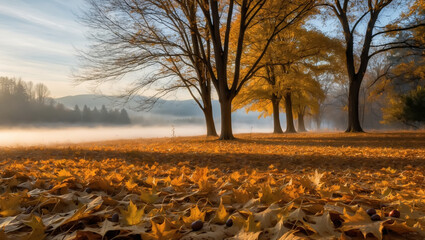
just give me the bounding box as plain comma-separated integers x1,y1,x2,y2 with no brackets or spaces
341,207,385,240
23,215,46,240
384,220,417,235
254,203,284,228
51,196,103,229
182,205,206,227
125,178,138,191
0,193,22,217
259,184,280,204
308,170,324,188
1,133,425,239
287,207,306,223
197,176,214,192
142,219,179,240
266,218,291,240
305,212,339,238
140,189,159,204
231,230,261,240
212,198,229,224
233,188,252,204
244,214,261,232
0,227,10,240
278,230,304,240
120,200,145,225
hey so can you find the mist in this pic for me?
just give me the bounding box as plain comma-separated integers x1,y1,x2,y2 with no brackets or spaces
0,125,274,147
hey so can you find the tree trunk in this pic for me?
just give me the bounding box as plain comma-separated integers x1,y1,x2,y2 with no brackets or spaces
201,80,218,137
315,114,321,130
203,103,218,137
284,92,296,133
219,97,234,140
298,111,307,132
346,79,364,132
271,94,283,134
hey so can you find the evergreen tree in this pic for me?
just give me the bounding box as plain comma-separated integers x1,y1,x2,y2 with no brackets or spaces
73,105,82,122
82,105,91,122
119,109,131,124
100,105,109,123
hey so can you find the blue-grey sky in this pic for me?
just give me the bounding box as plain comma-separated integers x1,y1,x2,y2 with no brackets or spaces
0,0,92,97
0,0,409,98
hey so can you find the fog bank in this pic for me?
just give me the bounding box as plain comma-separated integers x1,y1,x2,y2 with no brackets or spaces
0,125,273,146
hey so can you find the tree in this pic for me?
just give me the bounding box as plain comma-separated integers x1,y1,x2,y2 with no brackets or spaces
100,105,109,122
82,105,91,122
119,109,131,124
73,105,82,122
292,73,326,132
233,26,336,134
77,0,218,136
368,2,425,128
196,0,316,139
34,83,50,105
321,0,425,132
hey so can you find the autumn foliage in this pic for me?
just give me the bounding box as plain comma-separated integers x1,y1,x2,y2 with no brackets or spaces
0,132,424,239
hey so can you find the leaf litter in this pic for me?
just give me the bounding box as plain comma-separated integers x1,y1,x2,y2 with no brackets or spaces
0,132,425,239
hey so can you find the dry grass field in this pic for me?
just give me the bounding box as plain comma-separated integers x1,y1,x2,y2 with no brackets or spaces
1,132,425,239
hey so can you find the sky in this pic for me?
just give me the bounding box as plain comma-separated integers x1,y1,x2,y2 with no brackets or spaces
0,0,191,99
0,0,94,97
0,0,407,99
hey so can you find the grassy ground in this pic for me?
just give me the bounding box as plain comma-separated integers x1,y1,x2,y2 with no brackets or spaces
1,131,425,239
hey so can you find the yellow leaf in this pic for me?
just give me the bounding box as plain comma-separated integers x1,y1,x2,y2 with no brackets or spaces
254,203,283,228
0,227,10,240
233,188,252,204
142,220,179,240
171,174,184,186
232,230,261,240
308,169,324,188
212,199,229,224
140,189,159,204
120,200,145,225
341,208,384,240
244,214,261,232
182,205,206,227
146,175,156,186
125,179,138,191
57,169,73,181
0,194,21,217
259,183,280,204
23,215,46,240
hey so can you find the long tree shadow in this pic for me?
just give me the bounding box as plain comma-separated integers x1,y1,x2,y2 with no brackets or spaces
236,132,425,149
1,143,424,172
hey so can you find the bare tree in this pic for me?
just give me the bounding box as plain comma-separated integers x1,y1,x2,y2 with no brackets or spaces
321,0,425,132
76,0,219,136
34,83,50,105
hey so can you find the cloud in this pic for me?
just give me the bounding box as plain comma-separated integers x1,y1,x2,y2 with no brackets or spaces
1,6,61,32
0,1,91,97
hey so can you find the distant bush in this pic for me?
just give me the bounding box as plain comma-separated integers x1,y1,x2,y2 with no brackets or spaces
384,86,425,127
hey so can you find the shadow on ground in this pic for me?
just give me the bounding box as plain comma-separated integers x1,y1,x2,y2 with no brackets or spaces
1,132,424,171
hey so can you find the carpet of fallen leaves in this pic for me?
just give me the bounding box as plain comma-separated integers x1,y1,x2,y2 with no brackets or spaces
1,131,425,240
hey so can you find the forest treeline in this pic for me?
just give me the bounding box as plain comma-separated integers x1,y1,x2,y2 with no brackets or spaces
0,77,130,125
